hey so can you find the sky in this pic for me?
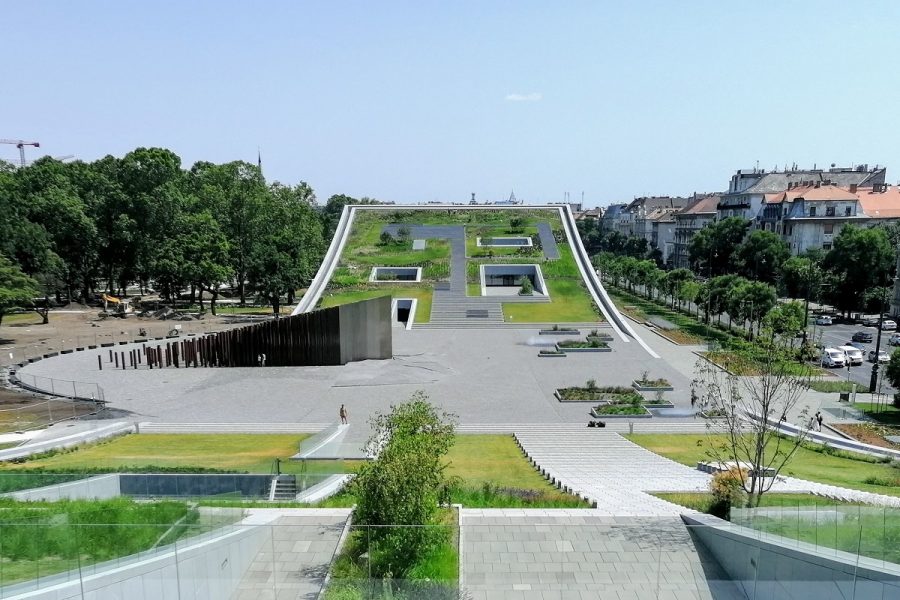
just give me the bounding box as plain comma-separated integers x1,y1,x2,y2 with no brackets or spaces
4,1,900,207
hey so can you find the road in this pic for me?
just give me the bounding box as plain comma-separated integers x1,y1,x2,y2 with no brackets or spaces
809,321,897,394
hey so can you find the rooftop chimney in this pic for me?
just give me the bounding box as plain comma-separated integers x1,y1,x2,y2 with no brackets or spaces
849,183,858,194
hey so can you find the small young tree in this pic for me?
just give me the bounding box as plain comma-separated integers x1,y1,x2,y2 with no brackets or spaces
379,231,395,246
352,393,457,577
509,216,525,232
694,327,812,507
519,275,534,296
397,225,411,243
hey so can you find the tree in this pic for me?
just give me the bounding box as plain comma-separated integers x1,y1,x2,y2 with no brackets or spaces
694,331,813,507
726,279,776,340
688,217,750,276
663,268,694,309
0,255,38,328
764,301,806,348
886,350,900,403
352,393,457,577
778,256,822,300
824,225,893,315
732,230,790,284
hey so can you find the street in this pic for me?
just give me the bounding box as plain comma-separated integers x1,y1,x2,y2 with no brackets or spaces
809,320,897,394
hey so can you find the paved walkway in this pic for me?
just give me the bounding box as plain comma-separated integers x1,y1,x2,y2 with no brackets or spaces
461,512,744,600
535,222,560,259
515,428,900,513
232,512,348,600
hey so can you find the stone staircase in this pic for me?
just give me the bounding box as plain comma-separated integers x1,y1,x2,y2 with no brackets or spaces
268,475,298,501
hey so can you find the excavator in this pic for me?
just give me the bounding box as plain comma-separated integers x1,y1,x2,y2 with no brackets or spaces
98,294,136,319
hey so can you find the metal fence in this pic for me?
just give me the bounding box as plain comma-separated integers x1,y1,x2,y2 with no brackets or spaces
9,372,105,403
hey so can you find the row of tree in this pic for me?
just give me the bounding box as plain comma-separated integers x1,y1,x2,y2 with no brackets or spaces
593,253,812,342
0,150,376,322
580,215,897,315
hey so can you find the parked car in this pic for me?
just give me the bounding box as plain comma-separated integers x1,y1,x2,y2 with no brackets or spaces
889,333,900,346
821,348,847,368
852,331,874,343
862,317,880,327
847,341,867,351
838,345,863,366
868,349,890,364
815,315,833,326
882,320,897,331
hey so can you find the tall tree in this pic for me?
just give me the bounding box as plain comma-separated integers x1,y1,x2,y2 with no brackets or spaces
0,255,38,328
688,217,750,276
824,225,894,314
732,230,790,284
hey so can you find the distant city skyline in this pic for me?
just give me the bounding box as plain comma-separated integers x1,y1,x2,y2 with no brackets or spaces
4,1,899,207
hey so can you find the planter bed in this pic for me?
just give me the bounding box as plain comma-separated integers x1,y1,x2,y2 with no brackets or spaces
538,329,580,335
590,405,652,418
643,402,675,409
556,345,611,353
555,387,643,403
631,380,674,392
699,410,727,420
538,350,567,358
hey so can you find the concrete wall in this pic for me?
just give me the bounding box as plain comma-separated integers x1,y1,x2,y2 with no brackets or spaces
2,523,271,600
339,295,392,364
683,513,900,600
3,474,121,502
120,474,274,498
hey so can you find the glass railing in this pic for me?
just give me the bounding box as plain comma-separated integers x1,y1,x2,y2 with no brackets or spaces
0,513,898,598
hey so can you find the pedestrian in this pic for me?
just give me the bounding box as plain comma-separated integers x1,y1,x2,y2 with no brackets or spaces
690,389,697,409
339,404,348,425
261,353,267,367
816,411,823,432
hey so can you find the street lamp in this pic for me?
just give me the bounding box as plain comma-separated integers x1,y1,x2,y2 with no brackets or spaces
869,277,897,393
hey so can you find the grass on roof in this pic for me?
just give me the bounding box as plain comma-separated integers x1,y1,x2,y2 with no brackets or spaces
318,287,434,323
626,433,900,498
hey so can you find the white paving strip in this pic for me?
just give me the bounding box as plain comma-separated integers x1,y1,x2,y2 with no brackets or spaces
515,428,900,515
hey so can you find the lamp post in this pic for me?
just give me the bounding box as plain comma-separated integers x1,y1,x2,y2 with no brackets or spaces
869,279,894,393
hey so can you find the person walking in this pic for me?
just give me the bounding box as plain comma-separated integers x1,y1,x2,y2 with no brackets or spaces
339,404,348,425
816,411,823,432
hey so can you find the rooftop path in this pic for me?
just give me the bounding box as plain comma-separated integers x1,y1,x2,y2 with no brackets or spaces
460,512,744,600
233,511,349,600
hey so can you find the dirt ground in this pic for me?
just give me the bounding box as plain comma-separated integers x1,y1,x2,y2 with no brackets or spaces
0,308,260,428
0,309,253,367
831,422,900,450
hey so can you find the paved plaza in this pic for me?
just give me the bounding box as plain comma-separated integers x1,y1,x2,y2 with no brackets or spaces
15,325,691,425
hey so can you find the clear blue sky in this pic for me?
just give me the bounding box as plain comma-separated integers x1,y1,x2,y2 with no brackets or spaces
4,1,899,207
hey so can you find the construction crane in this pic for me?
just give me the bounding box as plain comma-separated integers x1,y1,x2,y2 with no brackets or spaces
0,139,40,167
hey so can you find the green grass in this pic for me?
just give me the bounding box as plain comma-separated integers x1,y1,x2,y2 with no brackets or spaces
465,225,542,257
655,492,857,513
0,433,311,473
807,380,862,393
626,433,900,497
0,312,42,326
0,497,231,585
503,279,601,323
853,402,900,425
466,283,482,297
319,287,434,323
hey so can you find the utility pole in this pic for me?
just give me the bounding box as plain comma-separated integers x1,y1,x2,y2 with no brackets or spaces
870,283,889,393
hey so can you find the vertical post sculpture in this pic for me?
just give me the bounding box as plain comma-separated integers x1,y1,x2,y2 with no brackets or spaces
98,355,103,371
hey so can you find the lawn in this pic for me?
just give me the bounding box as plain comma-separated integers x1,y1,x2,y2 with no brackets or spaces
807,380,861,393
466,283,481,297
626,433,900,497
465,225,542,258
503,279,601,323
1,433,585,507
0,433,311,473
854,402,900,425
318,287,433,323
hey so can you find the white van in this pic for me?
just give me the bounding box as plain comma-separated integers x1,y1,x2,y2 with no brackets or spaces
820,348,847,368
837,345,863,366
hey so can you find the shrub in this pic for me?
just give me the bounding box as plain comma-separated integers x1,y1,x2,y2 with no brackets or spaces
379,231,395,246
709,469,745,519
519,276,534,296
585,378,597,391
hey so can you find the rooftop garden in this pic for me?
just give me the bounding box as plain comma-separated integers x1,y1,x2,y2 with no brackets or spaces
319,207,602,323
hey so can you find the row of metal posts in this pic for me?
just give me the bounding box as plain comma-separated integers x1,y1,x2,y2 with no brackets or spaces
97,337,222,371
